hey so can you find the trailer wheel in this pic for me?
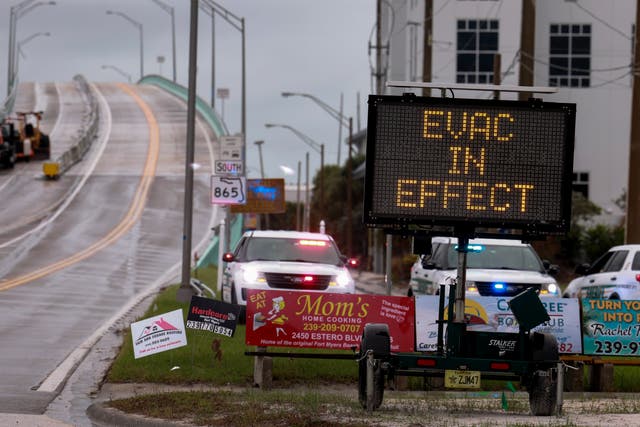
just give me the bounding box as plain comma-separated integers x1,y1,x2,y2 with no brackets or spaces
357,324,390,410
529,369,557,416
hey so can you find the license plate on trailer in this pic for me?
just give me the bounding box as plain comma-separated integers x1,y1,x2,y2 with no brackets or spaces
444,370,481,389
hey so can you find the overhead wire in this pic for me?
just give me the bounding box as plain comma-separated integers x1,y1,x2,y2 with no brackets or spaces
570,1,632,41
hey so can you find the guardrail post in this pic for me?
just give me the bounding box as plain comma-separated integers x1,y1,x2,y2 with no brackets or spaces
253,346,272,389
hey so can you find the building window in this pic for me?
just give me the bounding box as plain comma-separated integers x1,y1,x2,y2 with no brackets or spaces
456,19,499,84
572,171,589,198
549,23,591,87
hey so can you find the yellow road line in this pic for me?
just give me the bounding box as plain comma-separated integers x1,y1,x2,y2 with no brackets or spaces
0,83,160,291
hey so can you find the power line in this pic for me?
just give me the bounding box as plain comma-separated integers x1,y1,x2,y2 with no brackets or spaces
570,1,632,41
519,50,632,73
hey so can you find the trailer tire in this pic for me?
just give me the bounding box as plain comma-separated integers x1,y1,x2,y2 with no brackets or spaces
529,369,557,416
358,324,390,410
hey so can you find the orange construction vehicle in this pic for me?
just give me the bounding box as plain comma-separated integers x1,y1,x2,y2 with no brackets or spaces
4,111,51,162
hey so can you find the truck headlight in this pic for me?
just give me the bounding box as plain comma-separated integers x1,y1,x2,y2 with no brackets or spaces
334,271,352,287
465,281,478,292
242,267,265,284
540,283,558,295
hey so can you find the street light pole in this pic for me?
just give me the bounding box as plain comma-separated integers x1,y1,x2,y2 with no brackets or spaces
254,139,269,230
106,10,144,80
7,0,55,96
264,123,325,218
281,91,350,165
177,0,199,303
151,0,176,83
201,0,246,138
16,32,50,75
101,64,132,83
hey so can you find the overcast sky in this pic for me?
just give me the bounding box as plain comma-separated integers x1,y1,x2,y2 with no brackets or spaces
0,0,376,181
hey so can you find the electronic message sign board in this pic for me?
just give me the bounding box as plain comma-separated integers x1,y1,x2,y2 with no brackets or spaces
363,95,576,235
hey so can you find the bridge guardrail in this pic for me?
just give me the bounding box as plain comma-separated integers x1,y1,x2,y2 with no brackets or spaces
43,74,99,178
140,74,241,267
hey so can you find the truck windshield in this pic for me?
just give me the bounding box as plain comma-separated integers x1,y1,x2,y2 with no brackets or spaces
446,244,543,272
245,237,342,265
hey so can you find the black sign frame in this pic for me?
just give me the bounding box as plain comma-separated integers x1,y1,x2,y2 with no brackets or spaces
363,94,576,236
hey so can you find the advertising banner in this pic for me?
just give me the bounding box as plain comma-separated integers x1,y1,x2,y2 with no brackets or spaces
415,295,581,354
582,299,640,356
186,296,241,337
245,290,415,352
131,309,187,359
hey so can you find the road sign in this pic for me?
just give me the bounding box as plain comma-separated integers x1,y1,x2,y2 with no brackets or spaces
230,178,285,214
220,135,244,161
211,175,246,205
363,95,576,234
215,160,244,175
216,87,230,99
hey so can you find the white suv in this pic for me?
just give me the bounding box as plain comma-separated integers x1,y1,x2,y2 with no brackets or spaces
221,230,356,320
409,237,559,298
563,244,640,299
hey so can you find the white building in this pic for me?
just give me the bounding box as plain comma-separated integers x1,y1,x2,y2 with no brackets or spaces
380,0,636,222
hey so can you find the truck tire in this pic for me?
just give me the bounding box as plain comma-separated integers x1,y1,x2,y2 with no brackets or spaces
529,369,557,416
528,332,558,416
357,323,390,410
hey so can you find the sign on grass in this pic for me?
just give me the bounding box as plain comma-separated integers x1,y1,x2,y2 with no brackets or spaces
186,295,241,337
131,309,187,359
245,289,415,352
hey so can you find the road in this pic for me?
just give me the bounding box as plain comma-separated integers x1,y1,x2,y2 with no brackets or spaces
0,80,222,418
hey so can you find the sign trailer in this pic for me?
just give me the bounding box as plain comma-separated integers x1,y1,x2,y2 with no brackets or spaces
358,88,576,415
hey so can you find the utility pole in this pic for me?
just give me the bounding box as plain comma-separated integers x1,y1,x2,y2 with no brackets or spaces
518,0,536,101
493,53,502,100
376,0,384,94
422,0,433,97
626,0,640,243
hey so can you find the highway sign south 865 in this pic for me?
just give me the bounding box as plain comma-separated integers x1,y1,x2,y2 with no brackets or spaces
210,175,246,205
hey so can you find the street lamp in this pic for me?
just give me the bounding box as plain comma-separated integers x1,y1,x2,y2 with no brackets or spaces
254,139,270,230
151,0,176,83
199,0,245,138
15,32,50,74
280,91,354,255
106,9,144,80
265,123,325,231
7,0,56,95
101,65,132,83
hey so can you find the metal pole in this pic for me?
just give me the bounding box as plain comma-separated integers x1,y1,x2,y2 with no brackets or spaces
320,144,325,218
422,0,433,97
347,117,353,255
454,236,469,323
171,7,176,82
337,93,343,165
296,161,301,231
7,8,16,96
216,218,226,292
177,0,199,302
255,140,269,230
385,234,392,295
241,18,246,139
211,13,215,108
139,24,144,80
305,152,310,231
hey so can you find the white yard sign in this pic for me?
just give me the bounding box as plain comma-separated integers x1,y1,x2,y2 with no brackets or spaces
415,296,582,354
131,309,187,359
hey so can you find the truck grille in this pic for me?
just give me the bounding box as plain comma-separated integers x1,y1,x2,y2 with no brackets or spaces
264,273,331,291
476,282,541,297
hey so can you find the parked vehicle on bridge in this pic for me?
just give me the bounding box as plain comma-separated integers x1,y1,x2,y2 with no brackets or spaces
409,236,560,298
2,111,50,163
221,230,357,321
563,244,640,299
0,121,20,168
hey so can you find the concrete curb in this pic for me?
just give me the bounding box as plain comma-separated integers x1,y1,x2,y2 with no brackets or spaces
87,402,184,427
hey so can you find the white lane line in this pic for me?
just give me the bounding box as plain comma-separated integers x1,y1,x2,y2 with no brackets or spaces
37,85,220,393
0,84,112,250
